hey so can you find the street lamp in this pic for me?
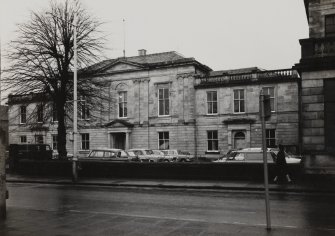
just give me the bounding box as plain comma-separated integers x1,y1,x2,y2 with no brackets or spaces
72,13,78,182
47,12,78,182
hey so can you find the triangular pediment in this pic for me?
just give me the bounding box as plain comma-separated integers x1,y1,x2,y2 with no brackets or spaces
103,119,134,128
103,60,145,73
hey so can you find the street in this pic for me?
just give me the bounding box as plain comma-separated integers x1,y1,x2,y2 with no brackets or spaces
2,183,335,235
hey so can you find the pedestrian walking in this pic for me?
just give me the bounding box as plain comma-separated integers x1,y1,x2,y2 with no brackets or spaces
273,144,292,183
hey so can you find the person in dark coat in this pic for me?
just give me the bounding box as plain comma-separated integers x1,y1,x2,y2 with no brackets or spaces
273,144,292,183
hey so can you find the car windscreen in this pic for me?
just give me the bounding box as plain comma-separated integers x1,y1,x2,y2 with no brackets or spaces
89,151,104,158
104,151,117,158
145,150,154,155
127,151,136,157
227,152,237,160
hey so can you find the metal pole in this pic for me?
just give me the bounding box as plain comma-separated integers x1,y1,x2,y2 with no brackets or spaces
260,92,271,230
0,40,2,105
72,13,78,182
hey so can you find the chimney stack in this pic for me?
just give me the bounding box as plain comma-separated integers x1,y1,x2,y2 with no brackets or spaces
138,49,147,56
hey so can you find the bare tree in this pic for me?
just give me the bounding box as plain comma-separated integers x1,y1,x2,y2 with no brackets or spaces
3,0,107,158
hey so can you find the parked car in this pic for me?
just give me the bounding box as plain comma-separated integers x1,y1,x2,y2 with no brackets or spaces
125,150,141,162
161,150,192,162
80,148,136,162
8,144,53,171
214,148,301,164
127,149,161,162
9,144,53,161
52,150,73,160
152,150,168,162
190,156,213,162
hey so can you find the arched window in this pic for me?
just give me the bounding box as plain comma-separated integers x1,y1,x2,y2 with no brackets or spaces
234,132,245,139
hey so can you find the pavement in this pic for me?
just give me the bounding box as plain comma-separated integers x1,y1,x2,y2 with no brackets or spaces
5,173,335,194
2,174,335,236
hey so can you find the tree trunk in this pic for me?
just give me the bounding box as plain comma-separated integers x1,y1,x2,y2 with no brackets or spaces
57,100,67,159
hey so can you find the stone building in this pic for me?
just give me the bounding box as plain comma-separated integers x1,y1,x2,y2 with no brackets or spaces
295,0,335,173
7,50,300,158
194,68,299,158
0,106,8,148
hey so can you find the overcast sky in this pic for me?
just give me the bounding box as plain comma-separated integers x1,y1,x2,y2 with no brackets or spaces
1,0,308,71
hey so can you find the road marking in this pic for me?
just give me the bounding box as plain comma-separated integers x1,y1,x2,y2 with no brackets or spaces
68,209,335,231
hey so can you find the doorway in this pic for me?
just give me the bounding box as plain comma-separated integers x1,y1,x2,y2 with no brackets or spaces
111,133,126,149
234,131,246,149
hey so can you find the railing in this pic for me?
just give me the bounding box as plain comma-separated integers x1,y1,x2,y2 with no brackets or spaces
195,69,298,87
300,37,335,59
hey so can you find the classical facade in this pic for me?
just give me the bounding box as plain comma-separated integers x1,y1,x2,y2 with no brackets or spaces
194,68,299,158
295,0,335,173
8,50,300,158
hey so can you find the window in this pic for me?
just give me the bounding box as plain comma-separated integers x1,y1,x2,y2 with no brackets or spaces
20,136,27,143
207,91,218,114
263,87,275,112
52,135,58,150
37,104,44,122
158,132,169,150
52,104,58,122
80,98,90,120
20,106,26,124
325,14,335,37
233,89,245,113
35,135,44,144
266,129,276,148
118,91,127,118
207,130,218,151
158,87,169,116
81,133,90,150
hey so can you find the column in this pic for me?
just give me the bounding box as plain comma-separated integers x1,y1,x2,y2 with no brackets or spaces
125,132,129,150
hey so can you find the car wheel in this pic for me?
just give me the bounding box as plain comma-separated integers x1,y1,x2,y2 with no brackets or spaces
164,159,169,162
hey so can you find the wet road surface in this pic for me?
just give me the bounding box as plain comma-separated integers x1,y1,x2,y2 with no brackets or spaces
1,183,335,235
5,183,335,231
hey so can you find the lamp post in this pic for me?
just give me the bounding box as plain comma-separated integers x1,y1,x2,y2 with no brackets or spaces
72,13,78,182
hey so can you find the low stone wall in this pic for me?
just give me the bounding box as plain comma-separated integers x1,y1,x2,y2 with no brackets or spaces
11,160,303,181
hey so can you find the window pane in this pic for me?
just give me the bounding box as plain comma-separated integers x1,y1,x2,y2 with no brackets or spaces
234,90,238,99
270,99,274,111
119,104,123,117
165,101,169,115
240,101,245,112
207,92,211,101
208,141,212,151
159,100,164,115
239,90,244,99
213,131,218,139
207,104,211,114
158,89,163,99
213,140,218,150
213,102,217,113
164,88,169,98
213,92,217,101
207,131,212,139
234,101,239,112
